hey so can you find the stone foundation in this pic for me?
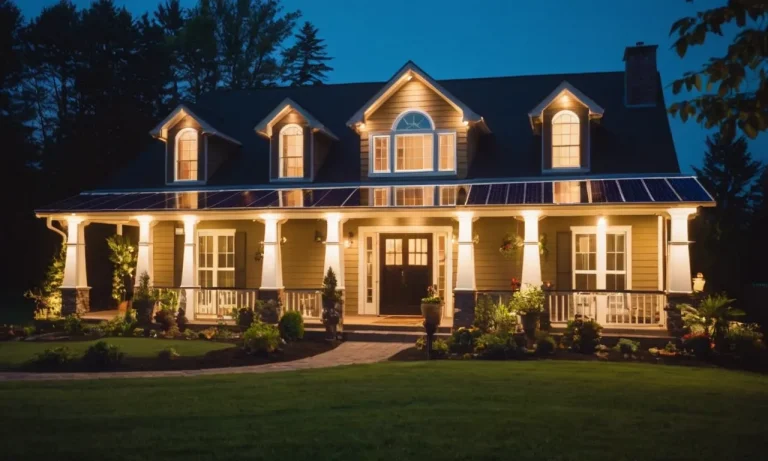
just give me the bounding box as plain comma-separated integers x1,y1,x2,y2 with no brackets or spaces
61,288,91,316
453,291,476,329
665,293,696,336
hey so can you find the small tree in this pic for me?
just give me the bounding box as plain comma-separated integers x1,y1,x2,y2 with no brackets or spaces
106,235,137,304
281,21,334,86
24,245,66,319
679,293,745,349
321,267,341,326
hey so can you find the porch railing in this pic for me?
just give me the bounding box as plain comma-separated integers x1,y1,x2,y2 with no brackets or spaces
476,290,667,328
193,288,259,320
283,289,322,319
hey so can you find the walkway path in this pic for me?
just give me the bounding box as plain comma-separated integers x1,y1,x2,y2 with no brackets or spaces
0,341,411,382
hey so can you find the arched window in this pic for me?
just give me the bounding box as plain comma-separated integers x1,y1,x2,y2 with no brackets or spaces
175,128,198,181
393,110,435,172
552,110,580,168
279,124,304,178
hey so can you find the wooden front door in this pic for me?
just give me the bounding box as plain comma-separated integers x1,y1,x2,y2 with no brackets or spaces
379,234,433,315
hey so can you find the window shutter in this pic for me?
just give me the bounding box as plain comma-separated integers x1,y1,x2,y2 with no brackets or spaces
235,231,247,288
556,231,572,290
198,135,206,182
580,119,589,169
542,122,552,170
173,230,184,287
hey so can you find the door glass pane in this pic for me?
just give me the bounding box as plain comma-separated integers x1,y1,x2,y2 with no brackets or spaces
408,238,428,266
438,235,446,301
366,236,374,303
385,239,402,266
575,274,597,290
218,271,235,288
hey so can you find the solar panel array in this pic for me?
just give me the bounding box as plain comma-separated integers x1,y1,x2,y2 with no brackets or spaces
39,177,712,212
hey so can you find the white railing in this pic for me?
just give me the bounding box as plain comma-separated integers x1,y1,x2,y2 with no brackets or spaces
546,291,667,328
283,289,322,318
195,288,259,320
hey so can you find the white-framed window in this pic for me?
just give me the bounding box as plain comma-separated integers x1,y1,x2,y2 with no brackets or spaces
372,187,389,206
279,189,303,207
198,230,236,288
365,236,374,303
394,186,434,206
438,132,456,171
554,181,581,204
279,124,304,178
439,186,456,205
372,136,390,173
571,226,632,292
175,128,198,181
552,110,580,168
395,134,434,171
573,233,597,290
606,232,627,290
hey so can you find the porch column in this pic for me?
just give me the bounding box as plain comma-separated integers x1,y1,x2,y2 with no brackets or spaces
323,213,345,289
594,217,608,323
180,216,198,320
61,216,90,315
520,210,543,288
259,214,284,302
454,212,476,328
667,208,696,293
134,215,154,286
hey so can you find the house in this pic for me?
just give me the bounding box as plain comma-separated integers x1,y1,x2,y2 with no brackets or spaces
36,43,714,334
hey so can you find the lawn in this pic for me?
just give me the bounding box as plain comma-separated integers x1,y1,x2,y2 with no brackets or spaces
1,361,767,460
0,338,233,369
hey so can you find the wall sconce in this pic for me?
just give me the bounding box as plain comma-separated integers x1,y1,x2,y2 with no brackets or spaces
451,235,457,244
314,229,325,243
344,231,354,248
473,234,480,245
280,236,288,245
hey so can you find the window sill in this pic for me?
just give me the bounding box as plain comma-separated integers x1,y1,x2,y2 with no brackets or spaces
167,180,206,186
369,170,456,177
271,177,310,182
542,168,590,174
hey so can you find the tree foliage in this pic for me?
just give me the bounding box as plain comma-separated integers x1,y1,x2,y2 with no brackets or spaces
24,244,66,319
668,1,768,139
282,21,333,86
106,235,137,303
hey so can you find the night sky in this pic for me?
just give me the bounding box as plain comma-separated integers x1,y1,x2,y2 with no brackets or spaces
19,0,768,172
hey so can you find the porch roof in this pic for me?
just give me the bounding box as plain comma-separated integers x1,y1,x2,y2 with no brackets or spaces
37,176,713,215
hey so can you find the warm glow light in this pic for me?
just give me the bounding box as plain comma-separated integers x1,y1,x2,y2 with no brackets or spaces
406,73,413,81
561,93,570,104
462,120,469,127
358,123,366,131
597,216,607,227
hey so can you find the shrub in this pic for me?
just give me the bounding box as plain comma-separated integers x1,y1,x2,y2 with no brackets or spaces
682,332,712,359
448,327,482,354
154,309,177,332
83,341,124,369
63,315,83,335
163,325,181,339
214,324,234,340
614,338,640,355
725,323,765,358
101,316,134,337
475,332,515,359
176,308,188,332
132,327,145,337
243,321,281,354
257,300,280,324
23,325,36,337
232,306,256,330
664,341,679,353
432,338,449,358
535,333,556,355
278,311,305,341
158,347,180,361
561,317,603,354
509,284,545,315
473,295,517,334
415,337,426,350
31,347,75,368
183,328,198,340
84,324,106,338
199,328,217,340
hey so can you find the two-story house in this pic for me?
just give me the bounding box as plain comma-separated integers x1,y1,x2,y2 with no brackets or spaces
37,43,714,334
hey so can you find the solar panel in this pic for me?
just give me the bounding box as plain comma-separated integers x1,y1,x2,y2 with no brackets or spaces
312,189,356,207
41,194,108,211
644,179,679,202
668,177,712,202
341,188,361,207
78,194,137,210
590,180,609,203
542,182,553,204
487,184,508,205
603,180,623,202
466,185,490,205
617,179,652,202
524,182,543,204
506,183,525,204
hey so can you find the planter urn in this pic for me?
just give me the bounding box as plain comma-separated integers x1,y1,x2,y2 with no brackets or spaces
421,303,443,359
521,312,540,346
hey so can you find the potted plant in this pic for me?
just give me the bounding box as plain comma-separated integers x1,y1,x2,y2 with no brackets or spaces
132,272,157,327
420,284,442,325
509,284,545,346
321,267,342,340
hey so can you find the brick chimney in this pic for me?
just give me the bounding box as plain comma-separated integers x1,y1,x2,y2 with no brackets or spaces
623,42,659,107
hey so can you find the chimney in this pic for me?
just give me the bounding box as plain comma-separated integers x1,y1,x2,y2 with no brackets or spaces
623,42,658,107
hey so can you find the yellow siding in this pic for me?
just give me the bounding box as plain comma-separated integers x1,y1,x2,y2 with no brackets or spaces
473,218,523,291
152,221,175,287
281,220,325,289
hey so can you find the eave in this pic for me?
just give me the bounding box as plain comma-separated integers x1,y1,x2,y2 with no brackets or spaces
254,98,339,140
528,80,605,130
149,104,242,145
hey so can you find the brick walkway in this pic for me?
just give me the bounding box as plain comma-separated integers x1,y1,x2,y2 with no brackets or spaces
0,341,411,382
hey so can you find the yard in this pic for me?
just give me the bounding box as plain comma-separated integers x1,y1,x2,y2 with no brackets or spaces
1,361,766,460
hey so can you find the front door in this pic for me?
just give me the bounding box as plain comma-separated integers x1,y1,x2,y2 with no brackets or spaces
380,234,432,315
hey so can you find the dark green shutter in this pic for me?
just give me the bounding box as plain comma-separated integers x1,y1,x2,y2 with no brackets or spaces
556,232,572,290
235,231,247,288
173,229,184,287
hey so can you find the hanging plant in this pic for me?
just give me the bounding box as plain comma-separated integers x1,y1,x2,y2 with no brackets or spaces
254,242,264,262
106,235,137,304
538,233,549,260
499,233,524,259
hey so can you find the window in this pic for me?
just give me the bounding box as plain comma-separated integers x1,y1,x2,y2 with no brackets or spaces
395,112,432,130
372,188,389,206
408,238,429,266
385,238,403,265
554,181,581,204
280,190,303,207
438,133,456,171
395,187,434,206
396,134,433,171
279,124,303,178
552,110,580,168
372,136,390,173
198,231,235,288
606,233,627,290
439,186,456,206
175,192,198,209
365,236,374,303
574,233,597,290
437,235,447,302
175,128,198,181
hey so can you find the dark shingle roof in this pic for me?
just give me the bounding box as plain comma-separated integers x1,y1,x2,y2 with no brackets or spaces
100,70,679,191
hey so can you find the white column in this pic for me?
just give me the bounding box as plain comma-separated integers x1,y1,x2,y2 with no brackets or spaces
323,213,345,288
595,217,608,323
61,216,88,289
520,210,543,287
134,215,154,286
260,215,284,290
455,212,476,291
180,216,198,320
667,208,696,293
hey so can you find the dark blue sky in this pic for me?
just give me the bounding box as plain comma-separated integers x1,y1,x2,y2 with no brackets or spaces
19,0,768,172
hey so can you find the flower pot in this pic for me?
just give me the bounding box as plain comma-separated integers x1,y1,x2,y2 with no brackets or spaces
117,300,131,313
134,300,156,326
420,303,442,326
521,312,540,343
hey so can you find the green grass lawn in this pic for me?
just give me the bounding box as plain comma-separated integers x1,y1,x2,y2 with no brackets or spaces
1,361,767,460
0,338,233,368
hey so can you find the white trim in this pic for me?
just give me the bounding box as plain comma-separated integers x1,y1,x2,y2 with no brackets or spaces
570,225,633,290
278,124,304,179
393,186,436,206
151,104,241,145
393,132,435,173
369,134,391,174
528,81,605,120
197,228,236,288
657,215,664,291
357,225,453,318
551,110,581,169
174,128,200,182
437,131,457,172
391,109,435,131
254,98,338,140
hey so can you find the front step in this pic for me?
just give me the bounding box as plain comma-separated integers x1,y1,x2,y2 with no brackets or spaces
343,323,451,334
303,326,448,343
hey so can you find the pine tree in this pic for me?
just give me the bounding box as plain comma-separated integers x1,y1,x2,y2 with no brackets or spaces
282,21,333,87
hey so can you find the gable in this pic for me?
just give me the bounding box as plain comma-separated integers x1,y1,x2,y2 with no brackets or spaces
365,79,463,131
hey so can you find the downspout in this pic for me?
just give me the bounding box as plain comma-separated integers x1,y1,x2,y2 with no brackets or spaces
46,217,67,244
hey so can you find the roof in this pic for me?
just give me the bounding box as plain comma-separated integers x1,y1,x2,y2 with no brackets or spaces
99,69,680,191
149,104,241,145
528,80,605,121
254,97,338,140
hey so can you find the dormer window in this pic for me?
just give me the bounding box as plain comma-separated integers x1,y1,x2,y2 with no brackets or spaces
175,128,198,181
395,111,434,172
552,110,580,168
279,124,304,178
